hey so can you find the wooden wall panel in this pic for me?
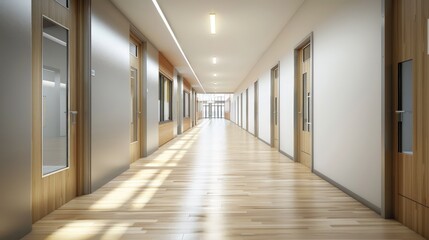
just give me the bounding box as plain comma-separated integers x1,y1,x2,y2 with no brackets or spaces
159,53,174,80
423,0,429,210
225,112,231,120
397,196,427,237
393,0,429,238
183,78,192,92
159,121,175,146
183,118,191,132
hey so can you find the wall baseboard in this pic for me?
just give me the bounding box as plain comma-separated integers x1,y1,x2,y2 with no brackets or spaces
313,169,381,214
258,137,271,147
279,150,294,161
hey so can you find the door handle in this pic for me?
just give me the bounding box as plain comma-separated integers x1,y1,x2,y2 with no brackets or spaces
395,110,404,122
70,111,78,125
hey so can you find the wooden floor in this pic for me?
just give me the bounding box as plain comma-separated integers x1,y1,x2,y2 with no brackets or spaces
24,119,424,240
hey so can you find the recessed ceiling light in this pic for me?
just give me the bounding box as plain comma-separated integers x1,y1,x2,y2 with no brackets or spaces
213,73,217,77
210,13,216,34
212,57,217,64
213,82,217,85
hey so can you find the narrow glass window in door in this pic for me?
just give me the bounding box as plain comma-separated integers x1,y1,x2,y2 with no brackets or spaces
398,60,413,154
130,67,138,142
42,18,69,175
302,72,309,132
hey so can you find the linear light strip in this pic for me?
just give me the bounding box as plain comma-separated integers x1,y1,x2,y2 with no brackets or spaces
152,0,206,93
210,13,216,34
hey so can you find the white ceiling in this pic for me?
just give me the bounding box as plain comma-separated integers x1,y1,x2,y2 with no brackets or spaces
112,0,304,93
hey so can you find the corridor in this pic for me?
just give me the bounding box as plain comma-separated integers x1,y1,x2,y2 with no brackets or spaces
23,119,422,240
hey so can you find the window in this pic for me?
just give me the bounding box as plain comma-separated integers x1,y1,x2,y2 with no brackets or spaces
159,73,172,122
130,68,138,142
303,44,310,62
56,0,69,8
184,91,190,118
129,42,137,57
302,72,310,132
42,17,69,175
398,60,413,154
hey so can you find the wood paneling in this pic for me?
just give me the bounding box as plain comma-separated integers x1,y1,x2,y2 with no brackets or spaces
422,0,429,211
397,196,427,237
183,118,191,132
24,119,423,239
225,112,231,120
159,121,175,146
183,78,191,92
32,0,79,222
159,52,174,80
393,0,429,238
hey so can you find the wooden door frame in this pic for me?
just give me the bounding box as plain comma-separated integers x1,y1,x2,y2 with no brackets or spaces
270,64,280,149
129,33,142,162
129,25,149,158
294,33,313,170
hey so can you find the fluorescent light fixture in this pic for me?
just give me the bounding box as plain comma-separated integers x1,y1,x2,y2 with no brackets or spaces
212,57,217,64
210,13,216,34
43,32,67,47
42,80,55,87
152,0,206,93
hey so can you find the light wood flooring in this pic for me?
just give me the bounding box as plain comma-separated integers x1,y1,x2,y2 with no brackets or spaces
23,119,424,239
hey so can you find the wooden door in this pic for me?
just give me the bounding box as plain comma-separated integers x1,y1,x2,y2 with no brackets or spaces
32,0,78,222
298,43,312,168
272,67,279,149
129,35,141,163
393,0,428,237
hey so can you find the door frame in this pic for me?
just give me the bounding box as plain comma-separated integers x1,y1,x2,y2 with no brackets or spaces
246,88,249,131
254,80,259,138
270,64,280,149
294,33,314,170
129,33,142,162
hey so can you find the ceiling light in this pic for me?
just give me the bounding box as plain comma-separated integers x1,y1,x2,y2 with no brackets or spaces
213,82,217,85
210,13,216,34
212,57,217,64
213,73,217,77
152,0,206,93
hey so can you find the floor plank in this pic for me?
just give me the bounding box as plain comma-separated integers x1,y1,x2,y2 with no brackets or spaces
23,119,424,240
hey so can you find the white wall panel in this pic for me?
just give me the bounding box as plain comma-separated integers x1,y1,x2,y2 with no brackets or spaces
236,0,383,209
312,0,382,210
248,84,255,134
258,71,271,144
144,42,160,156
242,91,247,130
91,0,130,191
0,1,32,238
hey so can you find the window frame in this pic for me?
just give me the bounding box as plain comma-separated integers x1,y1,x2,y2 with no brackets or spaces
159,73,173,123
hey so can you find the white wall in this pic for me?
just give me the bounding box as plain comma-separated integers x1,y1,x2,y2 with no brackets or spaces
144,42,160,156
237,93,242,127
91,0,130,191
235,0,383,210
0,1,32,238
242,91,247,130
258,71,271,144
313,0,382,210
248,83,255,134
